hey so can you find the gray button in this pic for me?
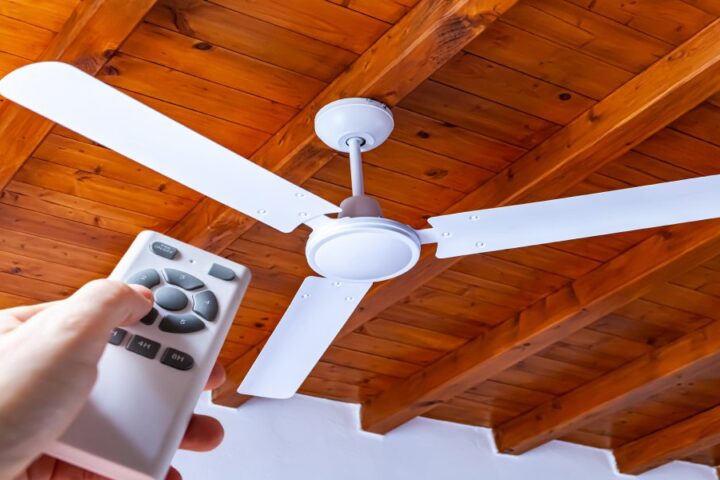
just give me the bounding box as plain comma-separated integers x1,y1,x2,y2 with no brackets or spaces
126,335,161,359
193,290,218,321
151,241,177,259
209,263,235,281
159,314,205,334
155,287,188,311
109,328,127,346
161,348,194,371
163,268,204,290
127,269,160,289
140,308,158,325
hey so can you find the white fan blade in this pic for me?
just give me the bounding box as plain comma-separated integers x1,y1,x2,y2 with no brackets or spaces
239,277,371,399
0,62,340,233
428,175,720,258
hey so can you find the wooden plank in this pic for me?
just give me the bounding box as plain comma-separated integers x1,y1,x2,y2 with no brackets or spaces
566,0,715,46
171,0,520,252
465,20,633,100
0,0,77,32
145,1,356,82
614,402,720,475
15,157,193,221
0,227,118,273
0,51,28,79
121,22,325,108
211,0,388,54
2,180,173,236
390,108,524,172
400,80,561,148
328,0,413,23
360,220,720,433
0,203,132,253
501,0,673,74
34,133,200,200
494,320,720,454
431,52,596,125
0,0,157,194
99,53,297,133
0,14,55,59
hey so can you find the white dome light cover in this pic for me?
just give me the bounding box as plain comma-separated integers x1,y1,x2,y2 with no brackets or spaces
305,217,421,282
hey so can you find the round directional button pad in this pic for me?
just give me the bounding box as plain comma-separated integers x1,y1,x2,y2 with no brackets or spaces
154,286,188,311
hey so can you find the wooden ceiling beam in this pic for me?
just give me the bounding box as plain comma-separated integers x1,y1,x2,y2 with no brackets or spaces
168,0,521,252
494,319,720,455
0,0,157,190
204,0,521,407
614,401,720,475
360,219,720,433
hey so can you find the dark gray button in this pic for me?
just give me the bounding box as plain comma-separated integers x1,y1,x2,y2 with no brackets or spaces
127,269,160,289
151,241,177,259
159,314,205,334
140,308,158,326
161,348,194,371
209,263,235,281
163,268,204,290
192,290,218,321
155,287,188,311
126,335,160,359
109,328,127,345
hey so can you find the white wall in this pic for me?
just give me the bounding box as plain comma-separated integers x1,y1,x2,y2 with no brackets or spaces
173,394,715,480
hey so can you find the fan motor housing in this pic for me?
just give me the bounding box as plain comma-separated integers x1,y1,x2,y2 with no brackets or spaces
305,217,421,282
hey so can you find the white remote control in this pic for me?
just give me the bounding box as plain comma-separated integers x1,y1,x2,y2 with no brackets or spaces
45,230,251,480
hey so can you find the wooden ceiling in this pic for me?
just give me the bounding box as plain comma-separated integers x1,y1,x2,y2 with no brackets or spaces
3,0,720,475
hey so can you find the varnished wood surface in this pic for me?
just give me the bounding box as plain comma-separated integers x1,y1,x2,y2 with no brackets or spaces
3,0,720,474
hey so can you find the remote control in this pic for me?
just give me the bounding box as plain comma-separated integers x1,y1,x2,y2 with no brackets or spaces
44,230,251,480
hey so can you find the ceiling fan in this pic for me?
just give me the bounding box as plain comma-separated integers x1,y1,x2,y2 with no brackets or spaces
3,62,720,399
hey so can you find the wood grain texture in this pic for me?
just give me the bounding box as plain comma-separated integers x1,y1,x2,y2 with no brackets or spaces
494,319,720,454
5,1,720,470
614,402,720,474
338,17,720,340
170,0,519,251
360,220,720,433
0,0,157,195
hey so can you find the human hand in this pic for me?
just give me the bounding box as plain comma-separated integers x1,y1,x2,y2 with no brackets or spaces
0,279,225,479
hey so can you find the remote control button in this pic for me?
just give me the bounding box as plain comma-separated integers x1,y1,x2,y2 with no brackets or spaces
108,328,127,346
163,269,204,290
161,348,194,371
155,287,188,311
209,263,235,281
140,308,158,326
127,269,160,289
126,335,161,359
159,314,206,334
151,241,177,260
192,290,218,321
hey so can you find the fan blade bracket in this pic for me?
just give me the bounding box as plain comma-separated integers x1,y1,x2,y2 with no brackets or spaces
0,62,341,233
303,214,335,231
427,214,490,258
415,228,440,245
